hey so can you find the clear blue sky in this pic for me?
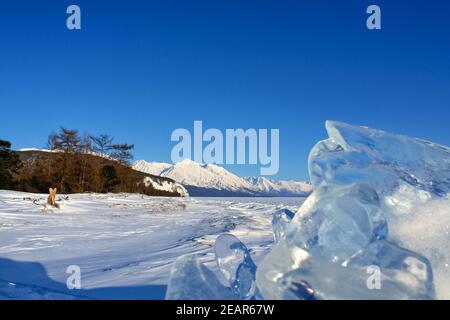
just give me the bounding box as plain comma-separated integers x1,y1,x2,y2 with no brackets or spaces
1,0,449,180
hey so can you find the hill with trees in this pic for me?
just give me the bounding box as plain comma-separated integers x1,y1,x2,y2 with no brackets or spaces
0,128,187,197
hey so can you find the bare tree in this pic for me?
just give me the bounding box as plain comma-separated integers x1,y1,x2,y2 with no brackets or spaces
49,127,81,153
90,134,114,156
46,132,58,150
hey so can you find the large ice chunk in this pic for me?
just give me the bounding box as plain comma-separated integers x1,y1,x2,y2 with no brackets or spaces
276,242,434,300
289,184,387,263
214,234,257,299
309,121,450,197
272,208,296,243
256,121,450,299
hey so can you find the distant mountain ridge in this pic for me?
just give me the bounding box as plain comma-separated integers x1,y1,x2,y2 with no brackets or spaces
133,159,312,197
244,176,312,197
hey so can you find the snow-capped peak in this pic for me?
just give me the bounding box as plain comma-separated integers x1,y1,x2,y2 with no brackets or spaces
133,160,172,176
245,176,312,196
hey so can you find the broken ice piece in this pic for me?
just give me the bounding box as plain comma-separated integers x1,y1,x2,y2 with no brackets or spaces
346,240,435,299
214,233,257,299
278,240,435,300
272,208,296,243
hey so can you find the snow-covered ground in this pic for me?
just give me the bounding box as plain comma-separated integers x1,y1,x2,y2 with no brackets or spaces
0,190,305,300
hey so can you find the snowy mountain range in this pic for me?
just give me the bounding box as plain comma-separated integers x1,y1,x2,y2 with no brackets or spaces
133,159,312,197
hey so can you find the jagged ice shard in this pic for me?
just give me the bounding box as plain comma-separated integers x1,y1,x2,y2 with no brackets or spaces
256,121,450,300
214,234,257,299
272,209,296,243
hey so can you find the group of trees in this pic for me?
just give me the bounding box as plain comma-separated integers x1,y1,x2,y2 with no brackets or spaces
33,128,134,194
0,140,20,190
45,128,132,193
47,128,134,165
1,128,150,195
1,129,183,197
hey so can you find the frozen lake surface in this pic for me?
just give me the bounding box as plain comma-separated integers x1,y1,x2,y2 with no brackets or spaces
0,190,306,299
